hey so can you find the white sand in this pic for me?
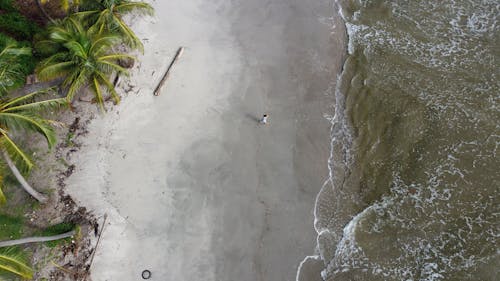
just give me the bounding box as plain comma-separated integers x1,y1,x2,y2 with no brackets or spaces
66,0,345,280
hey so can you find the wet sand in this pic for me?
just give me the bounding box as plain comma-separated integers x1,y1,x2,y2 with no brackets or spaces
66,0,345,280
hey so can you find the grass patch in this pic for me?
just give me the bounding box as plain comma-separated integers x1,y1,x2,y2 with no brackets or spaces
36,223,76,248
0,214,24,240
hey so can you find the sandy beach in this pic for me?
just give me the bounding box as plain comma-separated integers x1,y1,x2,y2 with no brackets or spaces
66,0,345,280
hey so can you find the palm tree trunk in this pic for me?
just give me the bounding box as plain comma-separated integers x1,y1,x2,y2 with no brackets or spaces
0,230,75,248
2,151,48,203
35,0,55,23
10,77,64,97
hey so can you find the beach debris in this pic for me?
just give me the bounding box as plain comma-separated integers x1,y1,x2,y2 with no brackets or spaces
118,57,135,69
142,269,152,279
113,74,121,87
25,74,38,85
153,46,185,96
85,214,107,280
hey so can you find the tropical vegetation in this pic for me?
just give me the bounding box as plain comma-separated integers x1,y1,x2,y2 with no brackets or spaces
76,0,154,51
0,0,153,278
0,89,66,204
37,17,133,108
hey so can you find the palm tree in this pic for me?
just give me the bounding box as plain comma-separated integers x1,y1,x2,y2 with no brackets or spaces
36,17,133,110
0,90,67,204
0,45,32,95
75,0,154,51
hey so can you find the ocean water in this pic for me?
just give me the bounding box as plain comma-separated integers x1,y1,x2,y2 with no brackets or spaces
308,0,499,280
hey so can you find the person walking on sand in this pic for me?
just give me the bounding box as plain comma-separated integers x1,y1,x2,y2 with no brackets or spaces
260,114,269,124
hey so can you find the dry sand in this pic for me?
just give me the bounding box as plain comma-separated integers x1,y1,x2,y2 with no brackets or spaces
66,0,345,280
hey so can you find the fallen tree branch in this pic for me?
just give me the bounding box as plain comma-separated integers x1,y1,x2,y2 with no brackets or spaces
85,214,107,280
153,47,185,96
0,230,75,248
51,260,77,275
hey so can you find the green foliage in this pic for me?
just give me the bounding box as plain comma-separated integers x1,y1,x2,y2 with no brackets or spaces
0,0,16,12
0,33,36,79
36,222,75,248
0,43,33,94
65,131,75,147
0,247,33,279
0,13,37,39
0,89,66,203
76,0,154,51
37,17,133,110
0,215,30,279
0,0,42,41
0,214,24,240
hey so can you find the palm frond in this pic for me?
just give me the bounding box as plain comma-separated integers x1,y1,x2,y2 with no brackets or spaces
38,52,71,67
3,98,68,114
0,113,57,149
65,16,85,34
37,61,74,82
90,35,120,55
99,54,135,61
65,69,89,102
97,73,120,104
0,130,33,172
63,41,88,59
0,247,33,279
0,87,57,110
73,10,99,18
48,26,73,42
115,2,154,16
0,171,5,205
0,46,31,57
0,66,21,95
98,60,128,74
35,39,62,56
92,76,105,111
0,45,32,94
114,16,143,51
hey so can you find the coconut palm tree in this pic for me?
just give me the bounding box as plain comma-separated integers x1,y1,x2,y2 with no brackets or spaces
36,17,133,110
0,45,32,95
75,0,153,51
0,90,66,204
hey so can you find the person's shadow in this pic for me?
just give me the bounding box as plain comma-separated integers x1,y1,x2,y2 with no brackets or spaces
245,113,261,123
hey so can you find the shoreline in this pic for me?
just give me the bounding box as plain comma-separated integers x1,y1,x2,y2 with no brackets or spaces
66,0,346,280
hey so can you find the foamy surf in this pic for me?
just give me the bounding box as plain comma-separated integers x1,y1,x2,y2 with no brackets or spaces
299,0,499,280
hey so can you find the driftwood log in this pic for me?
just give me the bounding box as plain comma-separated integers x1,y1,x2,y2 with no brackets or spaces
153,47,185,96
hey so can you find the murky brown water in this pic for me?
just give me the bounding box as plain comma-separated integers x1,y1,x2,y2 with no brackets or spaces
310,1,499,280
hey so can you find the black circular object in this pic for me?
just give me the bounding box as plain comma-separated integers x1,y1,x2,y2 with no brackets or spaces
141,269,152,279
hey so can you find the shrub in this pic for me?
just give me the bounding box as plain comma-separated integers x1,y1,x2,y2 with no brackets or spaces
0,0,16,12
0,0,42,40
0,12,41,40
